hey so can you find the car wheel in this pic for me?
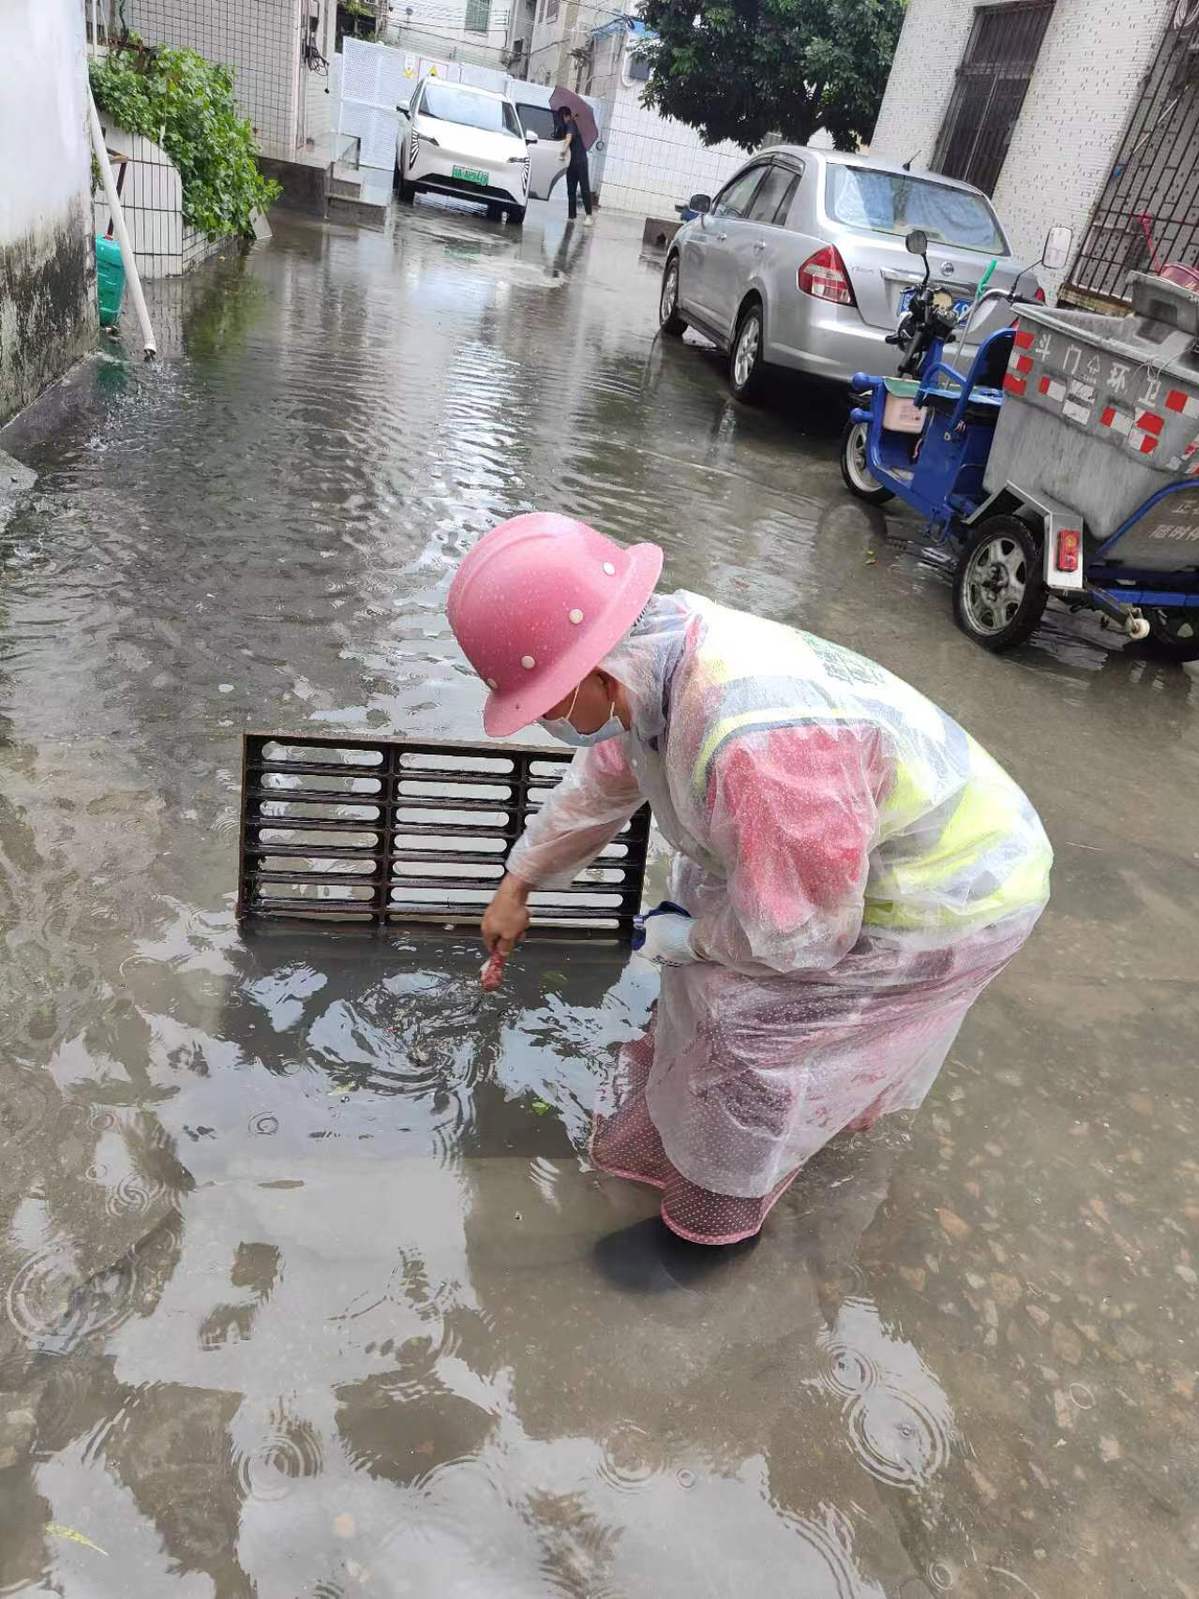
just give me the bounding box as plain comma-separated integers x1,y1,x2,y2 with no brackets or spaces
1140,608,1199,662
839,419,894,504
729,301,766,402
486,202,505,222
953,515,1047,652
506,205,526,227
396,174,415,205
659,256,687,336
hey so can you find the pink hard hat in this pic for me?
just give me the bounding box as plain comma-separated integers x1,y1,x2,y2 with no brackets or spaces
448,513,663,737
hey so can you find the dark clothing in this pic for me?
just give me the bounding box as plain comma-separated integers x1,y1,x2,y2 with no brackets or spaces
566,156,592,219
566,167,592,219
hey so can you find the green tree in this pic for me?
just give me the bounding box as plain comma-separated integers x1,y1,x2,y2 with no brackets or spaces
636,0,905,153
90,39,280,240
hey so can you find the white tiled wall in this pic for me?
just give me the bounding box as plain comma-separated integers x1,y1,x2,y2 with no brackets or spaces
121,0,304,157
988,0,1166,290
597,75,747,217
94,123,226,278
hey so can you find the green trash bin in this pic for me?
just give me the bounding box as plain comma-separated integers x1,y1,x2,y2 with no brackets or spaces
95,234,125,328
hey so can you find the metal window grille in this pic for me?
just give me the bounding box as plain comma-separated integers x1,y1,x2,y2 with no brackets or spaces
1063,2,1199,308
237,733,651,938
464,0,491,34
932,1,1055,196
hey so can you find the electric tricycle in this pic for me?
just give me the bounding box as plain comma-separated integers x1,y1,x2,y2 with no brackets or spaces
840,227,1199,661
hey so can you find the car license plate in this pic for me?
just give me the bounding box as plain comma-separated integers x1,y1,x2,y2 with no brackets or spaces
452,165,488,187
899,286,973,323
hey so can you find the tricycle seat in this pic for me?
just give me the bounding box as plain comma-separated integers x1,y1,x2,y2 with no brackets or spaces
922,384,1005,425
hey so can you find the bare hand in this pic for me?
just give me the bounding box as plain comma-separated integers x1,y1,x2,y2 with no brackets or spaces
482,875,530,955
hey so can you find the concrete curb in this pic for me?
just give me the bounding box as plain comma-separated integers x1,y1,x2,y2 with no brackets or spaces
0,448,37,534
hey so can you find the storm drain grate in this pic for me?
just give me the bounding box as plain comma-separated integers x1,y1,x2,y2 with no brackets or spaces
236,732,650,938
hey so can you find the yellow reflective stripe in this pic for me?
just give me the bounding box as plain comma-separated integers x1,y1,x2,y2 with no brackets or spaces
691,705,859,800
863,837,1051,930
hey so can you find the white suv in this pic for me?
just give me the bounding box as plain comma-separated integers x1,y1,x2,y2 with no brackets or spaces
396,79,535,226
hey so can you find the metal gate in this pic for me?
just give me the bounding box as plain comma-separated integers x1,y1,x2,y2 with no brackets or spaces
1063,1,1199,307
932,0,1055,196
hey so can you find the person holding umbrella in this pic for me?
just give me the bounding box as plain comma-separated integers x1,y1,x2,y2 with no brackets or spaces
551,91,596,225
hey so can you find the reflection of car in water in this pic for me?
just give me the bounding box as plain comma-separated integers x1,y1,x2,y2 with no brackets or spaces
395,79,536,225
508,83,607,204
659,148,1034,400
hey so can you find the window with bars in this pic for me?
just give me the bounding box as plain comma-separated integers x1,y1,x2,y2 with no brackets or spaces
464,0,491,33
1065,3,1199,305
932,1,1055,195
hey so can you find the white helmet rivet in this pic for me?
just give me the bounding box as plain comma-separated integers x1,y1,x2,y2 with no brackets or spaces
485,677,498,689
521,654,536,670
602,561,616,575
568,608,584,624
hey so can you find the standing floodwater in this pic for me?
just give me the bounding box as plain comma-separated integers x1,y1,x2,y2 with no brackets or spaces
0,207,1196,1596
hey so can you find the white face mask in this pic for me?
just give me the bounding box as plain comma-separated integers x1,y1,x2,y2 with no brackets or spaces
539,681,624,747
539,711,624,747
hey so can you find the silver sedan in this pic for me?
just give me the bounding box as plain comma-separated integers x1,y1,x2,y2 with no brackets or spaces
659,147,1039,400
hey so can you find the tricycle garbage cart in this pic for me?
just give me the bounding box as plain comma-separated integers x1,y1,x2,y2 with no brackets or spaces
846,267,1199,660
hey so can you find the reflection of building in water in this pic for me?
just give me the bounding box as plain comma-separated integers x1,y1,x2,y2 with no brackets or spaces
1,921,952,1595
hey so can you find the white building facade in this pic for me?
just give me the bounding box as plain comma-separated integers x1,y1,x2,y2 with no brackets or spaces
1,0,94,422
870,0,1199,304
119,0,339,160
380,0,512,72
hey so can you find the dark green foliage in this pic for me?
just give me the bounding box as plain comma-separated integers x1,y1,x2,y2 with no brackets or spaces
90,38,281,239
636,0,905,153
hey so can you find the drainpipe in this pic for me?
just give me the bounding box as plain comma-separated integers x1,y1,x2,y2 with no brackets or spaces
87,89,157,359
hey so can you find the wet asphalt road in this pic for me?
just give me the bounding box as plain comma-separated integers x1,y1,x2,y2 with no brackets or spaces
0,200,1197,1598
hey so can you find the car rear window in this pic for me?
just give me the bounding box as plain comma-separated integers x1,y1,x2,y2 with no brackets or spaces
421,83,521,138
826,166,1007,253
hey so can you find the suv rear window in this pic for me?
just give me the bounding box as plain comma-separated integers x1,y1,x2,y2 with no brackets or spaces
826,166,1007,254
421,83,522,138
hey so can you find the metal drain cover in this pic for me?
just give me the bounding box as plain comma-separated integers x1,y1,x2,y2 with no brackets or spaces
237,732,649,939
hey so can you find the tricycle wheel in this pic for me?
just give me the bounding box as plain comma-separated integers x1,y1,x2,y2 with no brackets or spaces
839,420,894,504
953,515,1047,652
1141,608,1199,663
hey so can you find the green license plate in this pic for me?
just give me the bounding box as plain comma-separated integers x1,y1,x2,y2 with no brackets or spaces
452,165,488,186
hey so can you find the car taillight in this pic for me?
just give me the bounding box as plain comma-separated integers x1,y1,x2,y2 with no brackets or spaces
1033,285,1046,303
1056,528,1081,572
798,245,856,307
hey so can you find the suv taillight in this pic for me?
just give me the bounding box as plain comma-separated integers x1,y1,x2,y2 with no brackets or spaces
798,245,856,307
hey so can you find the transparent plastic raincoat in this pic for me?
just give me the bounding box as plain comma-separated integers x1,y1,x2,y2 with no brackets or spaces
507,594,1051,1243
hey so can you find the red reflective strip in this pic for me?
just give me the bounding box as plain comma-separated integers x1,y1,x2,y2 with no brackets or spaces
1100,405,1116,427
1039,376,1052,395
1013,329,1035,349
1139,434,1157,454
1166,389,1187,413
1136,411,1163,435
1016,354,1034,375
1003,374,1027,396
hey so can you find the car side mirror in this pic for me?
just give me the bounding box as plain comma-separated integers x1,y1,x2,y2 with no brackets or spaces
525,130,539,144
905,228,929,257
1041,224,1073,272
688,193,712,214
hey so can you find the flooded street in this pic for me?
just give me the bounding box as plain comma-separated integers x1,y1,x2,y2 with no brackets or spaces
1,203,1197,1597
